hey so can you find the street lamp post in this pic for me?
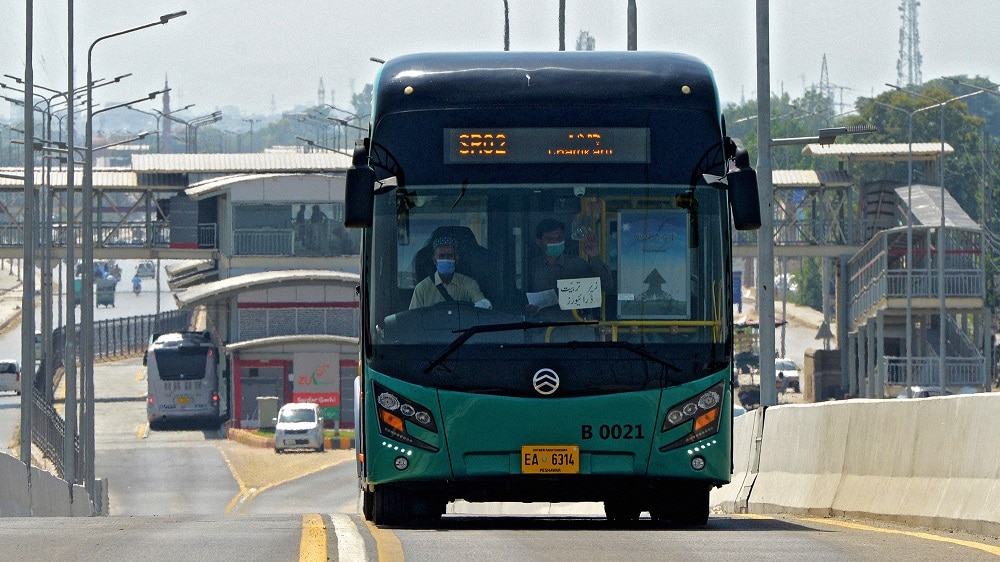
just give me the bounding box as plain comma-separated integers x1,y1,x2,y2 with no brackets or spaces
887,84,984,392
20,0,36,468
128,103,193,152
323,105,369,150
295,135,352,156
327,117,368,153
242,118,259,152
868,98,920,393
188,111,222,153
83,9,186,504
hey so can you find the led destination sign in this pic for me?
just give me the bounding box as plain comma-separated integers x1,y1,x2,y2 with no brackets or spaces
445,128,649,164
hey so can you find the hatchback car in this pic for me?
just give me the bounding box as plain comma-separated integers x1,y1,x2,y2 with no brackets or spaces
274,402,325,453
775,358,801,393
0,359,21,395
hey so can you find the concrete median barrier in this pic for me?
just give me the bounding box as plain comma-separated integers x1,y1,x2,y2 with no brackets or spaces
713,394,1000,536
710,406,764,513
0,452,94,516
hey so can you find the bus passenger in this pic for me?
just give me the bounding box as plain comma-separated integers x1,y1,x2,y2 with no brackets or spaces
409,237,491,309
526,218,614,316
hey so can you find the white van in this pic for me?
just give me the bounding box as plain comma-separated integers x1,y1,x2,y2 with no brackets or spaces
0,359,21,395
274,402,325,453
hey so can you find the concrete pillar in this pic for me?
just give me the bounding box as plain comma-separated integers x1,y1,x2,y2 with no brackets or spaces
867,318,877,398
876,310,885,396
857,323,867,398
848,332,858,397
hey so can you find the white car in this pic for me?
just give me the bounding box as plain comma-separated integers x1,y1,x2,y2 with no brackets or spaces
895,385,951,399
274,402,325,453
136,260,157,279
0,359,21,395
775,358,801,393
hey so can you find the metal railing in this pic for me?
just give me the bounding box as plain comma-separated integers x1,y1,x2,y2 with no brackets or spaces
31,391,83,484
884,356,987,387
238,306,360,340
848,225,985,326
0,221,217,249
33,310,191,480
198,223,217,249
92,311,189,359
734,218,885,248
233,228,294,256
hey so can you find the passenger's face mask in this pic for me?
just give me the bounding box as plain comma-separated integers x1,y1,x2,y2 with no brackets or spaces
545,242,565,258
436,259,456,275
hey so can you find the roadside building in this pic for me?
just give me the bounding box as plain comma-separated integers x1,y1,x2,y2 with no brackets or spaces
158,156,360,428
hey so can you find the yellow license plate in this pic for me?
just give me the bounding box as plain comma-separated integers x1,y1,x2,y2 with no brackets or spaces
176,396,190,405
521,445,579,474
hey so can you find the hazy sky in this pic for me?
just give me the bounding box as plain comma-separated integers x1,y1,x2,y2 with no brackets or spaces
2,1,998,122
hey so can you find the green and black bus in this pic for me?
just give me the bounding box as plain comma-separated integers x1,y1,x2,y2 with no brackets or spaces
345,51,760,526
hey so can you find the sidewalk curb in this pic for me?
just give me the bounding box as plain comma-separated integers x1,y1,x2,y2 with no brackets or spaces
0,308,22,334
225,428,355,450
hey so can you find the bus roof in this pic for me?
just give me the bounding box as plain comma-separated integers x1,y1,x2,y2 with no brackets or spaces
374,51,720,117
151,331,214,348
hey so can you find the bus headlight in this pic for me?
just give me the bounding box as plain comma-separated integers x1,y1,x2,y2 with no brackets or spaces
659,382,725,452
372,382,439,452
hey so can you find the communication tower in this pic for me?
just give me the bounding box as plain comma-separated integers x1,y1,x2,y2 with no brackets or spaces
896,0,922,86
162,77,173,153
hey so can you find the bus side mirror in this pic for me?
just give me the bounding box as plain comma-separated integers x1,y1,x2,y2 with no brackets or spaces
724,136,761,231
345,139,375,228
728,168,761,231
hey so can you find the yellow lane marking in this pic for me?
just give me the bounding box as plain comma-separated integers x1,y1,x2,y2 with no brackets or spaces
364,519,405,562
801,517,1000,557
216,442,351,514
218,444,251,514
134,369,145,382
299,514,327,562
135,424,149,440
732,513,773,520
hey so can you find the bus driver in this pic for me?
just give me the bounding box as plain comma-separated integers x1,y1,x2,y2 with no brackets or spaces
409,236,492,310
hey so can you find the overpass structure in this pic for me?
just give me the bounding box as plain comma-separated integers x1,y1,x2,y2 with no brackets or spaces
734,142,992,396
0,151,351,261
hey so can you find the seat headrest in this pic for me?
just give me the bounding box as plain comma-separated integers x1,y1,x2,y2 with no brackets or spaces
429,226,477,245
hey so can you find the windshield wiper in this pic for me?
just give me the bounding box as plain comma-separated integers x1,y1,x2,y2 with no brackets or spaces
422,320,597,373
600,340,682,373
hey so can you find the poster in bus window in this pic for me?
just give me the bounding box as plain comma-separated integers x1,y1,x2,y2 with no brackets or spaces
617,210,689,319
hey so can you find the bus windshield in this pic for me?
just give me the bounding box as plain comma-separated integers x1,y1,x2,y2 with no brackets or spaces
366,182,731,390
152,348,211,380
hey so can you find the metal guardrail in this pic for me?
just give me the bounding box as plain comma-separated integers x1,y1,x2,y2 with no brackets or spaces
31,392,83,484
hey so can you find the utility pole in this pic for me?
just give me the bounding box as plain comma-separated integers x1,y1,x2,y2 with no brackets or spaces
627,0,637,50
21,0,37,470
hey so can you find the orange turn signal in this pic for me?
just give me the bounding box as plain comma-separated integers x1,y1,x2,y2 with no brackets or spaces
693,408,718,432
379,410,405,432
